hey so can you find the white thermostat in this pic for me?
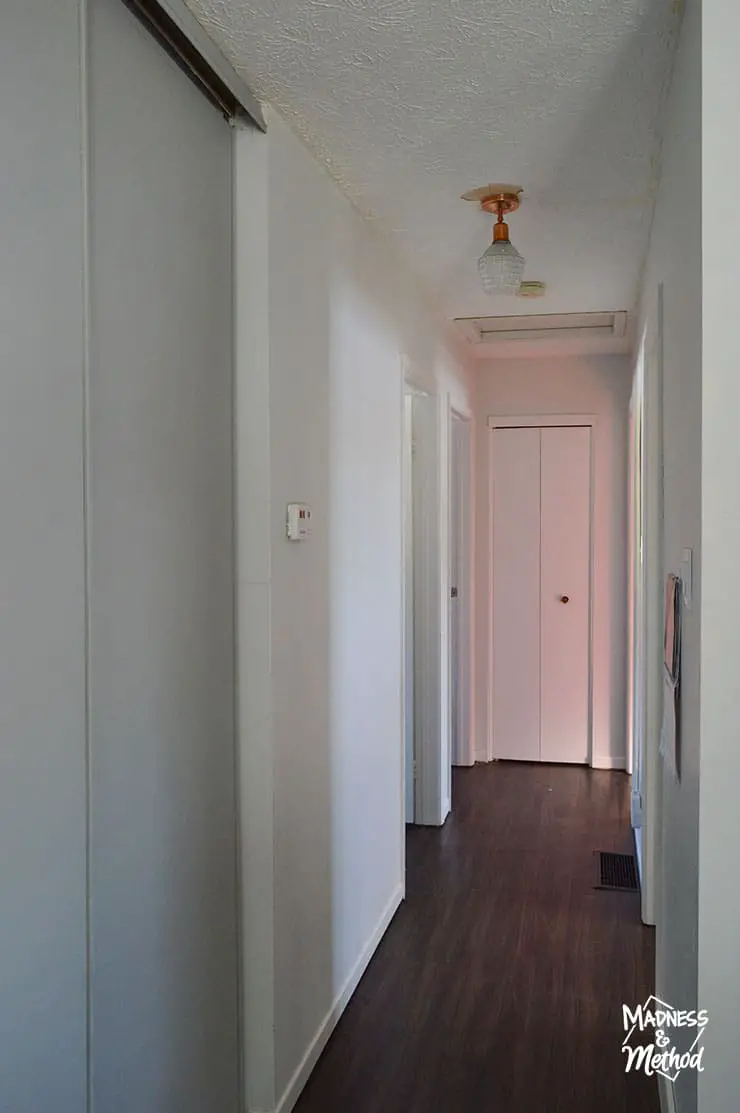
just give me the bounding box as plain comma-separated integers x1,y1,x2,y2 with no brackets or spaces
287,503,312,541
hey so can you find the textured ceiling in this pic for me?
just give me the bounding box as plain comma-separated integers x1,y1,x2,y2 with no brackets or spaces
186,0,681,319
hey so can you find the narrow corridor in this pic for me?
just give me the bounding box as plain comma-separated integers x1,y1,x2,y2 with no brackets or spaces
294,763,659,1113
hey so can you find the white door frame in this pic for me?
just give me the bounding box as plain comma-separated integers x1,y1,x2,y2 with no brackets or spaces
629,340,646,829
626,394,637,781
635,286,665,927
486,413,598,765
414,388,448,825
449,409,474,767
400,365,451,826
400,379,433,827
402,387,416,826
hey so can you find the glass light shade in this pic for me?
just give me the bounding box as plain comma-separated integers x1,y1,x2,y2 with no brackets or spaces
478,238,525,295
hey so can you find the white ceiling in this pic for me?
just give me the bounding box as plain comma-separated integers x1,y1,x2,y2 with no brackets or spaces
186,0,681,321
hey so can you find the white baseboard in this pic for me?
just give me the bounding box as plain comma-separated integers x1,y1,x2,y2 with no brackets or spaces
658,1073,676,1113
274,883,404,1113
591,754,627,770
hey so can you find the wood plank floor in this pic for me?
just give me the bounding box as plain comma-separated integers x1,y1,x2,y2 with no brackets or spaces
293,762,659,1113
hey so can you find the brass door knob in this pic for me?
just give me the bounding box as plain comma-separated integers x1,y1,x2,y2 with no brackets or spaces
560,595,570,604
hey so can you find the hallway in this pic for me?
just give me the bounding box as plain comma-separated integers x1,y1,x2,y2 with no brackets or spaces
294,763,658,1113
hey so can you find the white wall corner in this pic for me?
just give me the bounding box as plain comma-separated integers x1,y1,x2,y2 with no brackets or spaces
234,125,277,1113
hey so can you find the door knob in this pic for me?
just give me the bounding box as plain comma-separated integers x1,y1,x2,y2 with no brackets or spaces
560,595,570,604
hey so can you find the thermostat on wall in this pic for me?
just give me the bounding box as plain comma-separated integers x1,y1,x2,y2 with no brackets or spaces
287,503,312,541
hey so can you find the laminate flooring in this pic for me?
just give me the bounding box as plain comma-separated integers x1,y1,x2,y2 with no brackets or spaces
293,762,659,1113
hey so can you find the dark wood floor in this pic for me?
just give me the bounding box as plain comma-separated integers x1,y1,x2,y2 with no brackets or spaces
293,762,659,1113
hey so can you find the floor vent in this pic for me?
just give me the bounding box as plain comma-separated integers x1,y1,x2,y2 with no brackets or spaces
595,852,639,892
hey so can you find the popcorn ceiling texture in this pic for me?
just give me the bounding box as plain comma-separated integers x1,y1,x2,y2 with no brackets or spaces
186,0,682,318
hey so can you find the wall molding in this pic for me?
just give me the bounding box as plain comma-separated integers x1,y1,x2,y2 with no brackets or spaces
271,884,404,1113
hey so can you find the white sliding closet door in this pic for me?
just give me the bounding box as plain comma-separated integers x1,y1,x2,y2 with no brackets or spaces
87,1,239,1109
491,424,591,764
0,4,88,1109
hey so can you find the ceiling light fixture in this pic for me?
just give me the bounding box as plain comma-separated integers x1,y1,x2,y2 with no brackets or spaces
462,184,525,296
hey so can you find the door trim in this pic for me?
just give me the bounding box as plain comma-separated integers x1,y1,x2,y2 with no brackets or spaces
401,382,417,831
486,413,598,765
401,361,451,827
487,413,599,429
411,388,447,825
636,284,665,928
449,409,473,767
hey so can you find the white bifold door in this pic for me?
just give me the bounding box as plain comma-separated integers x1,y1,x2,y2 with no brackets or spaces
492,425,591,764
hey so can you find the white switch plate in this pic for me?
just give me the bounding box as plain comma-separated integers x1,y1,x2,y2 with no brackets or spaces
680,548,693,610
631,790,644,829
287,503,312,541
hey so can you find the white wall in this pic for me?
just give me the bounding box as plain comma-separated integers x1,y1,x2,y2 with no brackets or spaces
640,6,740,1111
472,354,631,768
636,2,701,1109
235,109,470,1113
699,2,740,1110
